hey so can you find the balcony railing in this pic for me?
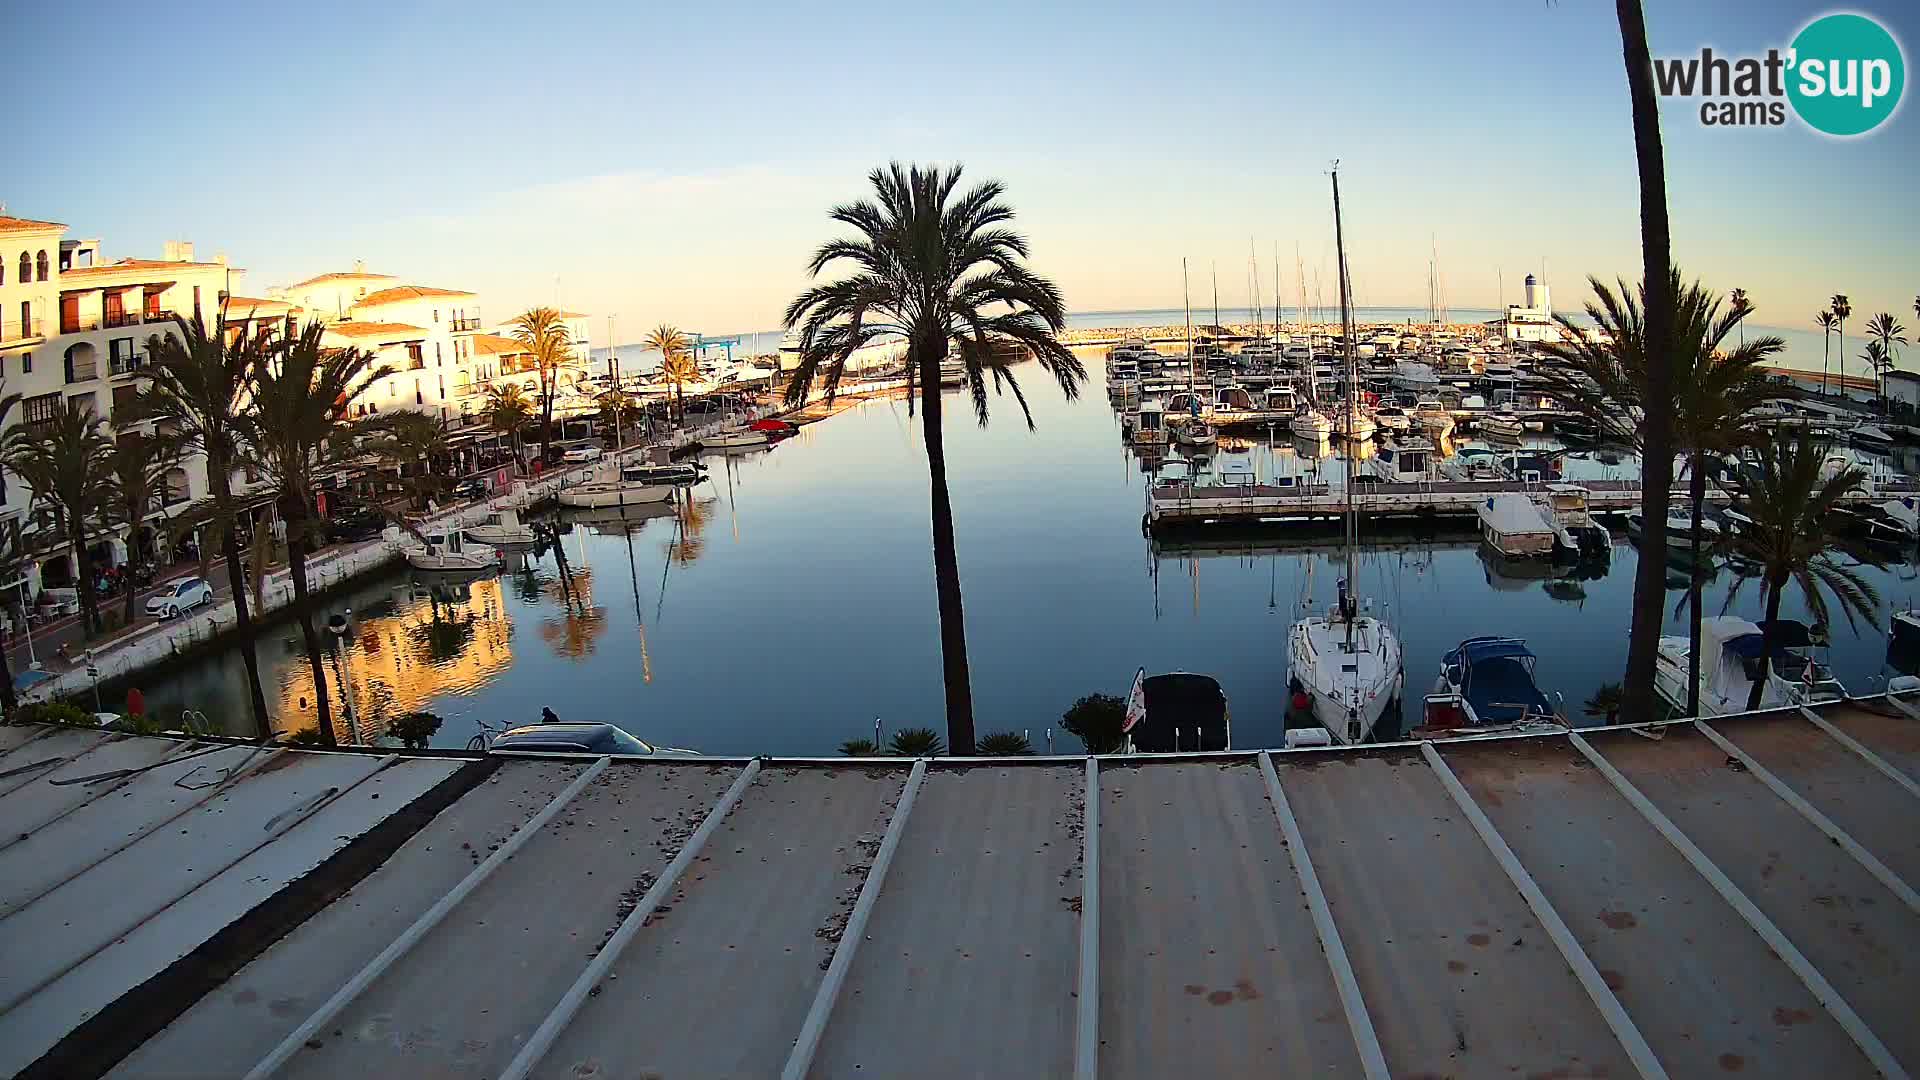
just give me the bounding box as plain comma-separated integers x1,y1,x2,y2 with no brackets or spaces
104,309,143,329
110,351,147,378
67,362,99,383
449,316,483,332
0,317,44,344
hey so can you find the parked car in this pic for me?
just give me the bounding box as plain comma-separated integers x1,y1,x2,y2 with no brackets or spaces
146,577,215,619
486,722,695,756
453,478,489,501
324,506,388,544
561,446,604,465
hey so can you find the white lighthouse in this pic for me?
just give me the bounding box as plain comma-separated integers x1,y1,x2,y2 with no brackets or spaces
1499,271,1561,343
1523,273,1549,315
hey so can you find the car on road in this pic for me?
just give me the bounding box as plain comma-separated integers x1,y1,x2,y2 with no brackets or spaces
453,478,489,501
146,577,215,619
561,446,604,465
486,722,695,757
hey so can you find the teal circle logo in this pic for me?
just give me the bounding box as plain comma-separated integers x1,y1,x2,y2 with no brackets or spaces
1788,13,1905,136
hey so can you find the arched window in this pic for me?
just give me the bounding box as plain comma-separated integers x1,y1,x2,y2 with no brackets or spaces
16,253,28,283
1,254,6,285
36,250,48,281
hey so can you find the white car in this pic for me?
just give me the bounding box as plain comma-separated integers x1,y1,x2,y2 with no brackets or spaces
146,577,215,619
562,446,604,465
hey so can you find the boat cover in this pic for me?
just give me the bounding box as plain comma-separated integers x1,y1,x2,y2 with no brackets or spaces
1134,673,1229,752
1442,637,1550,725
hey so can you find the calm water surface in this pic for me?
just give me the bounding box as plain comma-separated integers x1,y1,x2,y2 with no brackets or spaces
137,351,1920,754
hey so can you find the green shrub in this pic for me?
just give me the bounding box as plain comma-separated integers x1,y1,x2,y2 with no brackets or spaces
886,726,945,757
10,701,98,727
1062,693,1126,755
976,731,1033,756
838,738,879,757
386,711,444,750
285,726,328,746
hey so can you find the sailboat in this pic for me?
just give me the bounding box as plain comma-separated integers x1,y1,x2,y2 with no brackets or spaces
1287,164,1405,745
1289,244,1333,440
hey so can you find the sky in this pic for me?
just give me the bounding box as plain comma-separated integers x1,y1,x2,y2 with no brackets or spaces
10,0,1918,342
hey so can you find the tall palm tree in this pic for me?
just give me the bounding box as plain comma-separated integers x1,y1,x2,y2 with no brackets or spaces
1723,432,1881,710
105,424,185,625
363,410,451,509
239,322,392,745
1603,0,1680,723
1865,312,1907,408
0,519,30,712
479,383,534,472
660,351,701,423
140,316,274,731
784,163,1086,753
1830,294,1852,397
4,405,116,639
1538,271,1785,716
644,325,692,422
509,308,574,467
1816,310,1839,395
1729,288,1749,346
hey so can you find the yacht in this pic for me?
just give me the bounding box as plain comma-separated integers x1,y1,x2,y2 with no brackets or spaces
1441,446,1504,482
1654,616,1844,716
1539,484,1610,559
1625,498,1721,553
1106,356,1141,398
1480,411,1526,440
1288,166,1404,746
702,428,771,449
558,462,676,509
463,506,535,547
403,528,497,572
1373,406,1412,433
1172,419,1217,449
1416,637,1565,738
1833,496,1920,546
1132,399,1168,447
1291,405,1333,440
1330,401,1376,441
1212,384,1256,424
1121,668,1231,753
938,360,967,388
1477,493,1557,558
1413,399,1454,438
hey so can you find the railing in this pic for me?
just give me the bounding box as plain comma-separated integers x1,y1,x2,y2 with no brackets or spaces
449,316,483,332
110,351,147,377
67,362,99,383
60,313,100,333
1,316,45,343
104,309,142,328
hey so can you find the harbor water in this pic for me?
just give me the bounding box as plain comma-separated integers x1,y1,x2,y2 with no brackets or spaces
131,349,1920,755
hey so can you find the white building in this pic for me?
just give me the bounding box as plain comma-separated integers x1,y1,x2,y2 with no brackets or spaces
1494,274,1562,343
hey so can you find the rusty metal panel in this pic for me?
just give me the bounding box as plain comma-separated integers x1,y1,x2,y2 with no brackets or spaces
535,765,906,1080
1098,760,1363,1079
274,762,737,1080
1445,737,1873,1078
1593,725,1920,1075
1281,749,1633,1079
808,765,1083,1079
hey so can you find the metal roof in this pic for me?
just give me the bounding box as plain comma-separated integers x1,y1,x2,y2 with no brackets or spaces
1,695,1917,1079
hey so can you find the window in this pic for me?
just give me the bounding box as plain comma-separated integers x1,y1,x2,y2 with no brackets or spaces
435,342,442,366
406,342,423,369
18,301,28,338
67,392,97,417
35,250,48,281
20,352,30,374
22,392,59,432
192,286,201,320
415,380,423,406
433,309,440,323
113,384,139,414
1,255,5,284
16,253,27,283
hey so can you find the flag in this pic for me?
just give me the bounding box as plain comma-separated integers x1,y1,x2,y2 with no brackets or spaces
1123,667,1147,733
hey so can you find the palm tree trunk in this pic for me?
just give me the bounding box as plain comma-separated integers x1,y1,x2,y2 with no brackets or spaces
213,472,270,736
1686,455,1707,716
283,494,334,746
1616,0,1677,725
0,635,14,713
69,512,102,640
1823,331,1831,396
1746,577,1786,711
917,343,976,755
123,511,139,627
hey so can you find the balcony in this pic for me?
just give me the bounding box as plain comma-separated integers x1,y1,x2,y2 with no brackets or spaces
0,317,45,345
449,316,483,332
103,309,144,329
110,351,147,378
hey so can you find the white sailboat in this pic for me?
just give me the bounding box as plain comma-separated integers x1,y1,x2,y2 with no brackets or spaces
1288,165,1405,745
1291,244,1332,440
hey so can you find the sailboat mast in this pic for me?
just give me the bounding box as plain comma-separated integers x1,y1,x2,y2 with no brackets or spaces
1332,163,1359,629
1183,258,1194,389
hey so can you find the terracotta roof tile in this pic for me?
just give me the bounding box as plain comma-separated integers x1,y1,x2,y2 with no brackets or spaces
60,258,230,281
286,271,396,289
0,216,65,234
470,333,530,355
354,285,478,307
324,321,428,341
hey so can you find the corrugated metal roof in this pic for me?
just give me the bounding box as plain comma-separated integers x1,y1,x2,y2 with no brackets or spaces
2,697,1915,1079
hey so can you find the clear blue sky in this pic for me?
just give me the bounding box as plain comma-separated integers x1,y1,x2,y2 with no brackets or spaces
10,0,1916,339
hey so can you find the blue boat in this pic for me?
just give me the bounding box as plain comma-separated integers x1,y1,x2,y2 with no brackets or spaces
1419,636,1564,737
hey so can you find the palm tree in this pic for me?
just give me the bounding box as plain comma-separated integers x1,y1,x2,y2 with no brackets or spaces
104,425,185,625
594,389,638,447
784,163,1086,754
1865,312,1907,408
1830,294,1852,396
1729,288,1749,345
660,351,701,424
141,316,274,731
1539,271,1785,716
0,516,33,712
363,411,451,509
4,405,116,638
645,325,693,422
479,383,534,472
239,322,392,745
1816,310,1839,395
1723,432,1881,710
508,308,574,467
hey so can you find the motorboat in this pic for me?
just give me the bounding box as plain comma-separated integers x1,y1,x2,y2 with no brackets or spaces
1330,402,1376,441
701,429,770,449
1833,496,1919,546
1132,399,1168,447
1413,399,1455,438
1106,356,1141,397
1654,616,1844,716
1373,406,1412,433
1480,411,1526,440
558,463,676,509
1415,637,1565,739
1477,493,1557,558
622,461,707,486
1120,668,1231,753
1625,498,1721,553
938,360,967,388
1172,419,1217,449
402,528,497,572
1291,406,1332,440
463,506,535,546
1211,384,1256,424
1440,446,1504,482
1539,484,1611,559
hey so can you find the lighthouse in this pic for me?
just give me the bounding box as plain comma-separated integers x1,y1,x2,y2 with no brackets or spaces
1522,273,1550,316
1497,271,1561,343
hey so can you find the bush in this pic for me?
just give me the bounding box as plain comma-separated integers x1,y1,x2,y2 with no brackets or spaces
976,731,1033,756
838,738,879,757
386,710,444,750
886,726,945,757
9,701,98,727
1062,693,1127,755
285,726,328,746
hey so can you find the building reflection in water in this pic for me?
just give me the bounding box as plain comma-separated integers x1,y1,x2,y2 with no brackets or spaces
275,575,515,745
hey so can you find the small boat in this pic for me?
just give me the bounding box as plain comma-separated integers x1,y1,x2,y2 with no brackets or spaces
1834,496,1919,546
1331,402,1376,441
1440,446,1504,482
619,461,707,486
1172,419,1217,448
464,506,535,546
1477,493,1557,558
938,360,967,388
1373,406,1412,432
1121,667,1231,753
1625,498,1721,553
1539,484,1611,559
1480,411,1526,440
702,429,770,449
1413,399,1455,438
404,528,497,572
1132,399,1168,447
558,463,677,509
1291,406,1333,440
748,418,800,439
1655,616,1844,716
1416,637,1565,738
1848,423,1896,452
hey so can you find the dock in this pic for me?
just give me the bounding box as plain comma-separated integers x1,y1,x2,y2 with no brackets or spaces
7,695,1920,1078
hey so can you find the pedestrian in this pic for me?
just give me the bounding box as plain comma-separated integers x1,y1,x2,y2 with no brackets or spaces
541,706,560,725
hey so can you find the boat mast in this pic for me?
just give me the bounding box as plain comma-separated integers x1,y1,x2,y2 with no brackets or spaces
1332,162,1359,630
1298,245,1315,404
1183,258,1194,389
